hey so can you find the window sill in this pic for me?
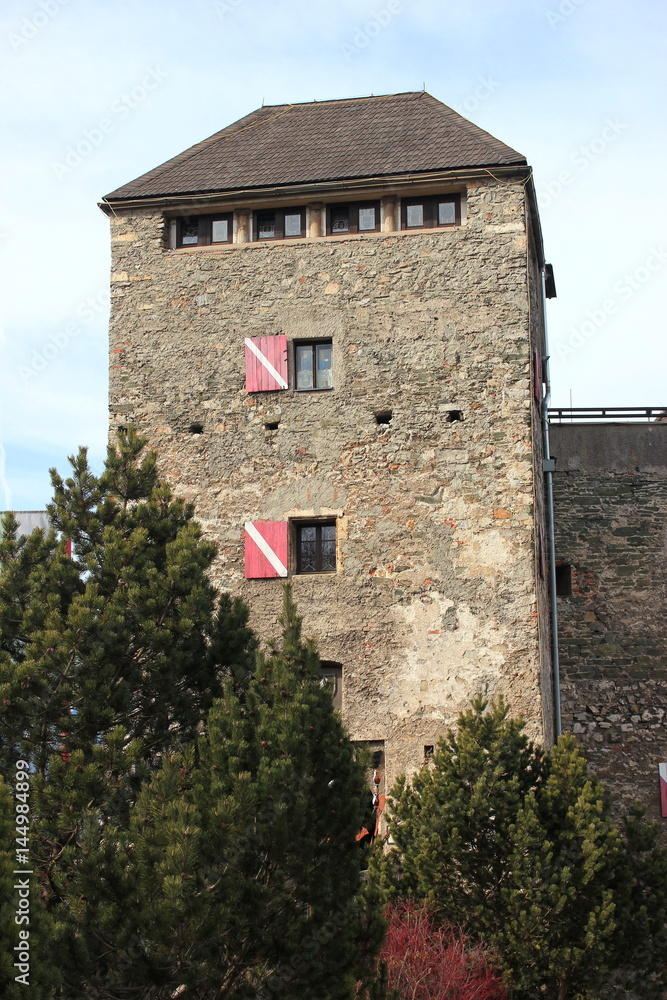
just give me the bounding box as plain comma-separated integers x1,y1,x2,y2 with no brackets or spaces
291,571,339,579
167,226,463,254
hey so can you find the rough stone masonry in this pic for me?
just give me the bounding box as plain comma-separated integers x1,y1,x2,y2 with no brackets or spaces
552,422,667,824
106,175,552,789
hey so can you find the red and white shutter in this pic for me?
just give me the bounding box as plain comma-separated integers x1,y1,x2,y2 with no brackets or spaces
659,763,667,818
244,521,288,578
245,335,288,392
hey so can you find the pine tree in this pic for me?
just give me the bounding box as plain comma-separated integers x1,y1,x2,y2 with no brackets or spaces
372,697,667,1000
0,431,285,993
371,695,546,936
496,735,620,1000
52,585,381,1000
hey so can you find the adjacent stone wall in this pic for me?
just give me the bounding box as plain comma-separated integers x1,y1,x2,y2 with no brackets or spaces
552,423,667,822
107,175,550,789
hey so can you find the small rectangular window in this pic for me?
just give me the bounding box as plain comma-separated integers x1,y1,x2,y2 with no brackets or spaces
180,217,199,245
296,520,337,574
401,195,460,230
330,206,349,233
284,212,303,238
211,218,229,243
295,340,333,391
438,200,457,225
320,662,343,711
258,211,276,239
254,207,305,241
358,206,377,231
173,213,232,247
406,204,424,227
326,201,380,235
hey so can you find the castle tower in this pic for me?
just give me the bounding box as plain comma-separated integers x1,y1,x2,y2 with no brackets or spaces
101,91,555,788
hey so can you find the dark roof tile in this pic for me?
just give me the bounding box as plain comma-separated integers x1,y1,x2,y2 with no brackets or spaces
104,91,526,202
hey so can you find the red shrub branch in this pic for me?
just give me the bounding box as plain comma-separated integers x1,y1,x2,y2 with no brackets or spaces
381,902,507,1000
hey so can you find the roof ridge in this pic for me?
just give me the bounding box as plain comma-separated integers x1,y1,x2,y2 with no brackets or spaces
260,91,425,108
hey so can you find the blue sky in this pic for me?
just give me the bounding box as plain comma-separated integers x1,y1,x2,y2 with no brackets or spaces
1,0,666,510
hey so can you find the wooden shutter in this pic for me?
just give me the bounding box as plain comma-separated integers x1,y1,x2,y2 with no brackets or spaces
244,521,288,578
533,350,543,403
245,335,288,392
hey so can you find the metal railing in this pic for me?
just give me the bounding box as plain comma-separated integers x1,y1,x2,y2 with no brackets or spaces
549,407,667,423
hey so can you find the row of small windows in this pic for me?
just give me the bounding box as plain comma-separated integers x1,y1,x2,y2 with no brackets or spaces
171,194,461,248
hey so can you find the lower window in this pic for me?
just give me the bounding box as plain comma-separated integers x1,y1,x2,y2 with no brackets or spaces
320,661,343,711
295,340,333,390
296,520,336,573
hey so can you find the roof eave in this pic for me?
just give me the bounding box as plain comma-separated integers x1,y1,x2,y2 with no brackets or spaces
524,174,545,270
99,162,530,215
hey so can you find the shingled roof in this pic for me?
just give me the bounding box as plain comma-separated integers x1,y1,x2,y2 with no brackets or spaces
103,91,526,203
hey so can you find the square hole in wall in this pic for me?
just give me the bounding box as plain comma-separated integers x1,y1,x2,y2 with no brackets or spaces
375,409,392,425
555,564,572,596
447,410,463,423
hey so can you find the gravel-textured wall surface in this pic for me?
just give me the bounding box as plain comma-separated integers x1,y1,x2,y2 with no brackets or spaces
107,176,550,786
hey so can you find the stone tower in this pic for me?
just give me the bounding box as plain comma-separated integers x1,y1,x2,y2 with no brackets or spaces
102,91,555,790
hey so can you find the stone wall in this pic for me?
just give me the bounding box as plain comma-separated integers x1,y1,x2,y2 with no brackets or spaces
552,422,667,822
107,175,551,788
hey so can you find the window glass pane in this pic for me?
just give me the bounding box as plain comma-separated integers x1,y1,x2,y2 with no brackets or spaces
331,207,349,233
300,526,317,572
406,204,424,227
358,206,376,231
296,346,314,390
258,212,276,239
181,218,199,245
211,218,228,242
321,525,336,571
438,200,456,225
316,344,333,389
284,212,302,237
321,673,338,697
